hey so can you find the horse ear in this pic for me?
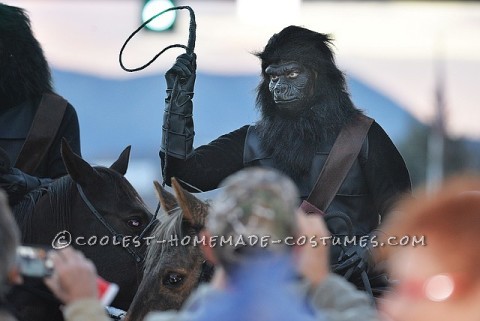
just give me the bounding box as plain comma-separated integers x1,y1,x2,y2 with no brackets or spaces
61,138,99,185
109,145,131,176
171,177,207,226
153,181,178,214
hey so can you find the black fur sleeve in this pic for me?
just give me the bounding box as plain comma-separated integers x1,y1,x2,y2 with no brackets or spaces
363,121,412,220
160,125,249,192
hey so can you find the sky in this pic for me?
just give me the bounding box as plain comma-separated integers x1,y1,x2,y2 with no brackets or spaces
5,0,480,140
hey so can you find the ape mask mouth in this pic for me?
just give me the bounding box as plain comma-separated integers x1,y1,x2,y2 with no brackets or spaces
274,99,310,117
274,97,300,104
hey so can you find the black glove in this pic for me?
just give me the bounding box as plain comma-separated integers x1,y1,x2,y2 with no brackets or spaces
0,168,53,206
332,234,375,280
161,53,197,159
332,232,390,301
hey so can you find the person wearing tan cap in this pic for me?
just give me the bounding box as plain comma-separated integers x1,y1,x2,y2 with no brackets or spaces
146,167,379,321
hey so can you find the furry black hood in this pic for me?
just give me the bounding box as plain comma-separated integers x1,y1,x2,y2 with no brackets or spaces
0,3,52,109
252,26,362,180
256,25,336,74
254,25,360,120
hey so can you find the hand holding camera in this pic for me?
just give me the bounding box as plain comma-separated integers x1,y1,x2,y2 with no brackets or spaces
43,247,99,304
17,246,118,306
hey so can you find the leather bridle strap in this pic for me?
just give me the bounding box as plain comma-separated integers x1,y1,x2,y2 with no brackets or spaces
76,183,145,263
138,202,160,241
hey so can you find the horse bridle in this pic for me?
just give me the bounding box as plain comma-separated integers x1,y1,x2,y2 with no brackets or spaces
76,184,159,264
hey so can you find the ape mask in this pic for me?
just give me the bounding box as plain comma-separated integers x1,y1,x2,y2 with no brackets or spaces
265,61,314,116
255,25,356,119
253,26,361,179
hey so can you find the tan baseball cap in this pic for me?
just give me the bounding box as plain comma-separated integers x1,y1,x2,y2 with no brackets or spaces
207,167,299,267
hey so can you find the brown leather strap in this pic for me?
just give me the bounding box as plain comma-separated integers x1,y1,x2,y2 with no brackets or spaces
307,114,373,212
15,93,67,175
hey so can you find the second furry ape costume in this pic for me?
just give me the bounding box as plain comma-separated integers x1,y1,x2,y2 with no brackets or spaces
0,3,81,205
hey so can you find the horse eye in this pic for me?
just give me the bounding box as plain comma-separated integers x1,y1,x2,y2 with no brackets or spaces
163,273,184,287
127,218,142,228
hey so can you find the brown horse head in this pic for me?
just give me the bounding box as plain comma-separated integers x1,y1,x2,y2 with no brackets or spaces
9,140,153,321
126,178,211,321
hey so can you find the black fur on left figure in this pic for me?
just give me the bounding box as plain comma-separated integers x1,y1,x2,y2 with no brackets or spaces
253,25,363,180
0,4,53,110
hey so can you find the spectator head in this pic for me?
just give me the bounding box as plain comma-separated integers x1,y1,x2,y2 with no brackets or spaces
380,176,480,321
0,190,21,296
205,167,300,273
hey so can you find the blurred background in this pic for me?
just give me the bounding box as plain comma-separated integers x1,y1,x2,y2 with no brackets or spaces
5,0,480,209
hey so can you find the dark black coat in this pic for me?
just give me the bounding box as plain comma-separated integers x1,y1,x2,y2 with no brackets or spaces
0,95,81,178
161,120,411,234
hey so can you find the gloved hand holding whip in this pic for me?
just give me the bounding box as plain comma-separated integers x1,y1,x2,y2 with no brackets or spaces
161,53,197,160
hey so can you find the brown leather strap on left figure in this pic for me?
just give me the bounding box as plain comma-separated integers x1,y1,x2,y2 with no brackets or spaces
15,93,67,175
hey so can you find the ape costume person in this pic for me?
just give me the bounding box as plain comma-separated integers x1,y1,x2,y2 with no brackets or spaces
0,4,81,206
160,26,411,293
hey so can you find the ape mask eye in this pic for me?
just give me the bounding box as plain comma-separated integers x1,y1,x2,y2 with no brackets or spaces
287,71,299,79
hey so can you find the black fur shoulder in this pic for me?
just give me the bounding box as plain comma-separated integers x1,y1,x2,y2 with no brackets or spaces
0,4,53,110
